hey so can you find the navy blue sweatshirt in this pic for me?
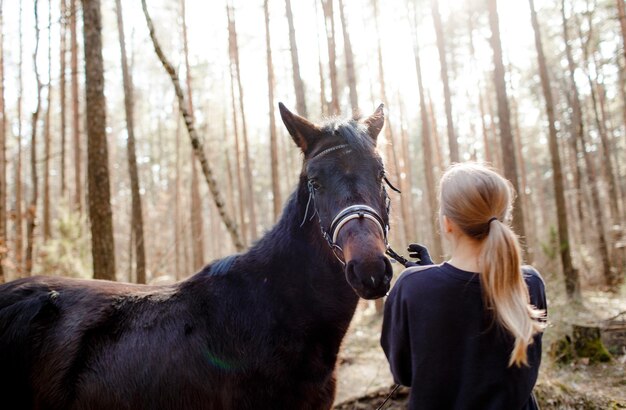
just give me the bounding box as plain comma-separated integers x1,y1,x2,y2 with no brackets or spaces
381,263,547,410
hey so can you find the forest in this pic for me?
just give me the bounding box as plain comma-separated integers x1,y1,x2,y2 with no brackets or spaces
0,0,624,407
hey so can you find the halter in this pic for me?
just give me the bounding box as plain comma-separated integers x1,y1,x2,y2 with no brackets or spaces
300,144,408,266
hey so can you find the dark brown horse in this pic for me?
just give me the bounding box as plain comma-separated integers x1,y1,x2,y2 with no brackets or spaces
0,104,394,409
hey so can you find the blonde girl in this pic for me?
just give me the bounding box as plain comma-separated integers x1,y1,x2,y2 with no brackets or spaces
381,163,546,409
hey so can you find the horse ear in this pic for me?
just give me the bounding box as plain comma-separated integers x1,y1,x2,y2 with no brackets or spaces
362,103,385,142
279,102,320,152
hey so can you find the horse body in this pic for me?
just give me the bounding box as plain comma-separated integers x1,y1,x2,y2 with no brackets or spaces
1,210,356,409
0,104,392,409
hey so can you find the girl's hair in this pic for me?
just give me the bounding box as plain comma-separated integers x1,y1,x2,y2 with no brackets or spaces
439,163,545,367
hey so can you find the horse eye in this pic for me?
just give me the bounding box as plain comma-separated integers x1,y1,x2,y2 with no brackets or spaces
309,179,322,191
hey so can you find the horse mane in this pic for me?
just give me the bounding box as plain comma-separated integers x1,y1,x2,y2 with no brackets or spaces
318,118,377,158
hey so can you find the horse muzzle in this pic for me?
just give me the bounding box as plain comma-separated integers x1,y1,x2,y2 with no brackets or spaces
345,255,393,299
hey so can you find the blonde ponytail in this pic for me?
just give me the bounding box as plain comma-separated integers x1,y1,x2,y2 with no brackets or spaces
439,163,545,367
479,219,544,367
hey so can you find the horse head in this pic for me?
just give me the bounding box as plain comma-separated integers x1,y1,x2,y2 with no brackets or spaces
279,103,394,300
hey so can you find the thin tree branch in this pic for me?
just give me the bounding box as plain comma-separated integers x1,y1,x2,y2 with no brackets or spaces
140,0,244,252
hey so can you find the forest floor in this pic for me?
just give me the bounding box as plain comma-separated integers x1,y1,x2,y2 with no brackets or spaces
333,283,626,409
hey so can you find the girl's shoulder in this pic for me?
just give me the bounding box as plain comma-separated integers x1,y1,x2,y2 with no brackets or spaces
392,264,455,295
388,264,447,303
397,263,444,283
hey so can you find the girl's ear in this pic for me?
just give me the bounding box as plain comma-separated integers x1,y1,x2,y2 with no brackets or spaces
442,215,453,234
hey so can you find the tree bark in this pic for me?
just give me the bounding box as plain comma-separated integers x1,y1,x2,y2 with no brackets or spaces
264,0,281,221
59,0,67,196
467,9,492,165
43,0,51,241
338,0,358,115
229,67,247,244
25,0,43,275
174,114,181,279
617,0,626,64
409,0,443,261
285,0,307,117
321,0,340,115
181,0,205,271
559,3,587,244
115,0,146,284
82,0,116,280
15,0,24,277
487,0,527,248
485,85,503,171
529,0,580,299
0,0,5,282
509,87,534,261
430,0,458,164
141,0,244,252
314,0,327,116
71,0,81,213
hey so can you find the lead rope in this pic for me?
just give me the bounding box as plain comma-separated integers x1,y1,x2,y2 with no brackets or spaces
381,177,411,266
376,384,401,410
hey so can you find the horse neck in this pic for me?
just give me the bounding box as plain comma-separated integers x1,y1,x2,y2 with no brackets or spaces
246,182,360,321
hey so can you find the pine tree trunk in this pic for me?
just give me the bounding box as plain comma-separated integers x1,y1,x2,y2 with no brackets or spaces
43,0,51,241
561,0,613,284
321,0,340,115
141,0,244,251
398,94,416,240
431,0,458,163
174,114,181,279
509,91,534,260
229,70,247,245
487,0,527,247
70,0,81,213
467,10,492,165
0,0,5,283
529,0,580,298
227,4,258,241
617,0,626,63
181,0,205,271
314,0,327,116
409,0,443,261
59,0,67,196
427,93,444,176
82,0,116,281
264,0,281,221
285,0,307,117
338,0,358,114
595,76,624,221
25,0,43,275
15,0,24,277
115,0,146,284
559,54,586,248
485,87,503,171
223,113,237,234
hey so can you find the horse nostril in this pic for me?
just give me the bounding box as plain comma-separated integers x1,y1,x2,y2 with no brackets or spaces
382,256,393,283
345,260,357,282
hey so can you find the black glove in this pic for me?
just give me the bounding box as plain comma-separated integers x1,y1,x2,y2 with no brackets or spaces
405,243,434,266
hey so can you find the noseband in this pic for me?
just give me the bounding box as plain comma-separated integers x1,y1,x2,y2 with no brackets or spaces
300,144,408,266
